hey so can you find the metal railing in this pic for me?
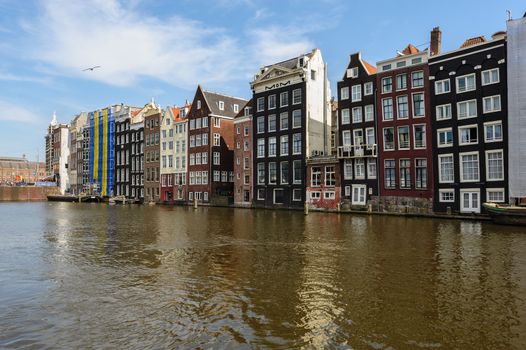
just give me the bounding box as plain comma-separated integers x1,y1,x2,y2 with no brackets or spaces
337,144,378,159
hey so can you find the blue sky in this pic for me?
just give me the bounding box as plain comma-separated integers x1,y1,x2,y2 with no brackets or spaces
0,0,523,161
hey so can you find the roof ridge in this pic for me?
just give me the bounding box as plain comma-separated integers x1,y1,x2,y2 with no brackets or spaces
202,89,248,102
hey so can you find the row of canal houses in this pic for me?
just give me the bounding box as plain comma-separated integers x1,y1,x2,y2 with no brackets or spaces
50,15,526,215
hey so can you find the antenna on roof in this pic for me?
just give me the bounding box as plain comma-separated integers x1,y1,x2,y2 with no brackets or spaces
506,10,512,21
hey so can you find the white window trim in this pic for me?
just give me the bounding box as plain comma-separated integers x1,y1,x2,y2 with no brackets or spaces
438,153,455,184
397,126,410,150
364,104,374,121
340,87,349,100
411,70,425,88
456,99,478,120
436,103,452,121
364,82,373,96
483,121,503,143
460,188,481,214
439,189,455,203
367,159,377,179
482,95,501,114
435,78,451,95
341,108,350,125
382,98,393,121
411,92,425,118
383,127,395,151
486,188,505,203
485,149,504,182
395,73,407,91
351,84,362,102
481,68,500,86
351,185,367,205
396,95,409,120
458,124,478,146
459,151,480,183
413,124,426,149
437,127,453,148
456,73,476,93
381,77,392,94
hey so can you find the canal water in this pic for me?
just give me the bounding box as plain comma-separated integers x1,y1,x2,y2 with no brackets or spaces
0,202,525,349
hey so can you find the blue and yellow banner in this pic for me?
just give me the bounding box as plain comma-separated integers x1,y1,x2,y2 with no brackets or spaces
88,107,115,196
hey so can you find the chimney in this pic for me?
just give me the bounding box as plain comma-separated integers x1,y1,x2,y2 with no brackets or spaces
430,27,442,56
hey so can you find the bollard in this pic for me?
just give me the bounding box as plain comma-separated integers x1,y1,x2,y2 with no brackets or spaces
193,197,198,209
368,203,372,213
304,201,309,215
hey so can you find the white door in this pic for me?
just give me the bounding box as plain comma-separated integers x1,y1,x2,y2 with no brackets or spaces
352,185,367,205
460,190,480,213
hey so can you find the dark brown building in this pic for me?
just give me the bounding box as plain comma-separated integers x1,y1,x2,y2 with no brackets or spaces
144,101,162,202
233,100,253,206
186,85,248,204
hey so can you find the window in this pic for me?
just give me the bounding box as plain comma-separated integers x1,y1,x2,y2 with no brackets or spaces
351,85,362,101
399,159,411,188
257,97,265,112
384,160,396,188
324,191,335,200
213,151,220,165
268,95,276,110
397,95,409,119
280,92,289,107
412,93,425,117
383,127,394,150
213,170,220,182
213,118,221,128
382,98,393,120
412,71,424,88
311,166,321,186
236,126,240,135
325,166,336,186
354,159,365,179
486,150,504,181
456,73,476,93
243,157,249,170
268,115,277,132
460,152,479,182
293,133,302,154
268,137,277,157
438,154,455,183
436,104,452,121
482,68,499,86
195,134,201,147
293,189,302,202
268,162,277,184
310,69,316,80
484,122,503,142
202,133,208,145
342,130,351,146
366,128,375,148
382,64,391,71
293,160,302,184
244,126,249,136
244,175,250,185
341,109,350,125
352,107,362,123
343,160,352,180
439,190,455,203
435,79,451,94
189,153,195,166
382,77,392,93
483,95,501,113
213,133,220,146
280,135,289,156
364,105,374,121
197,100,201,109
196,118,202,129
396,74,407,90
487,188,505,202
457,100,477,119
363,83,373,96
189,119,195,131
398,126,410,150
280,161,289,184
280,112,288,130
292,89,302,104
415,159,427,189
340,87,349,100
244,140,249,151
437,128,453,148
459,125,478,145
257,163,265,184
367,159,377,179
396,61,406,68
414,125,426,149
348,67,359,78
257,138,265,158
234,104,239,113
257,188,265,200
311,191,321,200
292,110,301,128
257,116,265,133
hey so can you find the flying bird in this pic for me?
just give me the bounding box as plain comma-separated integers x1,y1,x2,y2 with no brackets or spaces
82,66,101,71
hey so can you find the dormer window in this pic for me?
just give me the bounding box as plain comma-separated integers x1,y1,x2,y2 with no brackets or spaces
347,67,359,78
234,104,239,113
244,107,252,117
197,100,201,109
219,101,224,111
298,57,304,68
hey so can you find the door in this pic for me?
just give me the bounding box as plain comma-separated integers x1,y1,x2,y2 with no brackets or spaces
274,189,284,204
352,185,367,205
460,190,480,213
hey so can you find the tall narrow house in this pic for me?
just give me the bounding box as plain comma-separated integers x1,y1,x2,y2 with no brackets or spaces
376,44,434,212
233,100,253,207
337,52,378,207
250,48,331,208
144,100,162,202
186,85,247,205
430,30,508,213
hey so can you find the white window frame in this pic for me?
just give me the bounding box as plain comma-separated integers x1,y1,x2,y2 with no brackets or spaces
413,124,426,149
351,185,367,205
381,77,392,94
437,127,453,148
459,151,480,183
485,149,504,181
257,97,265,112
436,104,452,121
364,82,373,96
396,95,409,120
486,188,505,203
484,121,503,143
352,107,362,124
482,68,499,86
341,108,350,125
458,124,478,146
351,85,362,102
438,154,454,184
397,125,410,150
457,99,477,120
482,95,501,114
439,189,455,203
364,104,374,121
412,92,425,118
367,159,377,179
456,73,476,93
435,79,451,95
340,87,349,100
460,189,481,213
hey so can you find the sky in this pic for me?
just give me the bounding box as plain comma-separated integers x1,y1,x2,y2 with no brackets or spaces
0,0,524,161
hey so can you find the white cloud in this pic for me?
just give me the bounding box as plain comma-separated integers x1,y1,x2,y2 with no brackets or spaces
0,100,40,123
0,71,50,84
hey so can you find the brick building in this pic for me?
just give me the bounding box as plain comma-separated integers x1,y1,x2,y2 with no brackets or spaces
233,101,253,206
144,101,162,202
186,85,247,205
306,156,341,210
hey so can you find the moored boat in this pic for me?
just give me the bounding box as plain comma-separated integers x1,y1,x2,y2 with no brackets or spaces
482,202,526,226
47,194,78,202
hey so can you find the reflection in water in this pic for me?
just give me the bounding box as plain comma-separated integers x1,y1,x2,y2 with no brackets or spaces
0,203,525,349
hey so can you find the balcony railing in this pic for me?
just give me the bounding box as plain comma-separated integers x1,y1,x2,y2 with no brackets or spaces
338,144,377,159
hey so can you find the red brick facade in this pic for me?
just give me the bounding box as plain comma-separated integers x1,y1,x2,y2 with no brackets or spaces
233,104,253,206
306,156,342,210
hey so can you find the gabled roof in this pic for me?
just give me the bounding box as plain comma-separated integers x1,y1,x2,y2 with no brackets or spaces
401,44,419,55
234,99,252,120
261,50,315,70
201,88,248,118
362,59,377,74
460,36,487,48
